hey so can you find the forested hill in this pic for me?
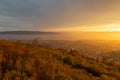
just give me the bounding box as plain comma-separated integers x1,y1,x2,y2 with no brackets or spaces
0,40,120,80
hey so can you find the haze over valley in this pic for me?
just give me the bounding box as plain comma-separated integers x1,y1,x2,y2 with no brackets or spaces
0,0,120,79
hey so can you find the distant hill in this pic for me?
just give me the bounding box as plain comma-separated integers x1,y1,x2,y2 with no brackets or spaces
0,31,59,35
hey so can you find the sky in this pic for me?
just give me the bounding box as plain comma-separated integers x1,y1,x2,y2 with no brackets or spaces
0,0,120,32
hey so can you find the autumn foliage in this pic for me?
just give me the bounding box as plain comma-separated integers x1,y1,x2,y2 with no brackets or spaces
0,40,120,80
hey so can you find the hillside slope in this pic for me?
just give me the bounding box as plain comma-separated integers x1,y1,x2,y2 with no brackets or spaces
0,40,120,80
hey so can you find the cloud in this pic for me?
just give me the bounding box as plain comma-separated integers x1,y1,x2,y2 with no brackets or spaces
0,0,120,31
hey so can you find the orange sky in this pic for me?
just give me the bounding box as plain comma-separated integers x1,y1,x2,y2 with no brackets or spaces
0,0,120,40
45,24,120,32
0,0,120,32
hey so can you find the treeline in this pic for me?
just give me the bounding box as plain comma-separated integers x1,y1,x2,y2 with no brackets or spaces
0,40,120,80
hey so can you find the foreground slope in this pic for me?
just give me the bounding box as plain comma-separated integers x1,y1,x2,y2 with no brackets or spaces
0,40,120,80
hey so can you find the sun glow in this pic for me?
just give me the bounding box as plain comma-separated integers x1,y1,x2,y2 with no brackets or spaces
89,24,120,32
46,24,120,32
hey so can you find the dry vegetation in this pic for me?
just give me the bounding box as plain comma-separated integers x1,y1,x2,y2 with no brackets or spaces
0,40,120,80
